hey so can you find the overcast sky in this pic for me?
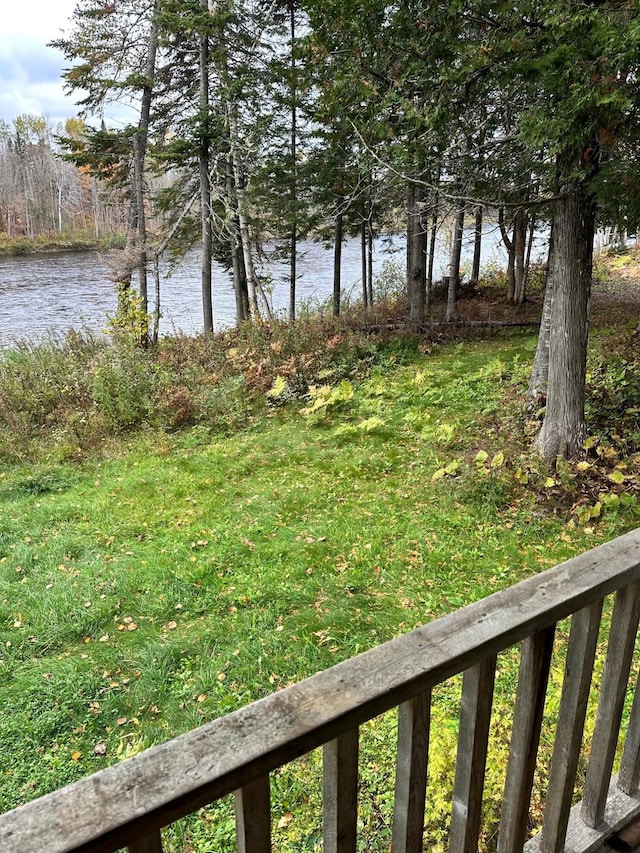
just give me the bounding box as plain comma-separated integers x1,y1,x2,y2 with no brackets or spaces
1,0,83,127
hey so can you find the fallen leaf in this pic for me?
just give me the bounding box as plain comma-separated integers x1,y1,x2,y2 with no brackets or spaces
163,620,177,631
278,813,294,829
491,451,505,468
71,751,82,762
93,743,107,756
117,717,128,726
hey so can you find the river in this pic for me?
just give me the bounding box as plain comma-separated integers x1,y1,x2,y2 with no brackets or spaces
0,225,536,346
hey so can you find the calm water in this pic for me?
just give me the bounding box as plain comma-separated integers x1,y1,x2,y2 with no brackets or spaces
0,226,529,346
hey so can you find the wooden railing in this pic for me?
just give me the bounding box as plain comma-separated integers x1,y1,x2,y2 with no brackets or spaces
2,529,640,853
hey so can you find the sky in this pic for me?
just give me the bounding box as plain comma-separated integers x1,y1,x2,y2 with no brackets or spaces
1,0,84,127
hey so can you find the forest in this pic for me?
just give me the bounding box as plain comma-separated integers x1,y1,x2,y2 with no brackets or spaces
27,0,635,467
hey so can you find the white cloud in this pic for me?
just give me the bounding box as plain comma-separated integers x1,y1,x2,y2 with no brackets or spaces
3,0,76,39
0,0,79,124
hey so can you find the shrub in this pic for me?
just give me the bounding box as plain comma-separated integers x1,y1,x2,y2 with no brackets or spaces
0,333,101,460
89,343,158,430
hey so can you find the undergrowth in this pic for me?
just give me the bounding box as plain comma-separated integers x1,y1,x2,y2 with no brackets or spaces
0,319,382,462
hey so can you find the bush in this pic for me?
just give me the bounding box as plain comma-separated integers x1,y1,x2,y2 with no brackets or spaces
89,343,158,430
0,332,102,460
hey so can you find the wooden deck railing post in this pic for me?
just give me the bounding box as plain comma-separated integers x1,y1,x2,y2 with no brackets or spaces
497,626,555,853
581,581,640,828
449,656,497,853
392,691,431,853
235,774,272,853
618,667,640,795
323,728,359,853
539,601,603,853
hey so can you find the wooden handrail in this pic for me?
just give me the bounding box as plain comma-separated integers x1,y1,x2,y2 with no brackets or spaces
1,529,640,853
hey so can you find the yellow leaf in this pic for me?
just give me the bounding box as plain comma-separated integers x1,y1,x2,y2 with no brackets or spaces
432,468,446,481
544,477,556,488
576,461,591,472
609,468,626,484
71,751,82,762
491,451,505,468
278,813,294,829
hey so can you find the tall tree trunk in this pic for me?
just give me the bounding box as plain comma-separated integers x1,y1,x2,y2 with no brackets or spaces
289,0,297,323
199,0,213,334
408,185,426,324
514,208,527,305
499,208,516,304
535,158,596,463
152,254,161,346
361,218,368,309
523,214,536,296
426,178,440,306
528,225,555,401
133,0,159,324
446,203,465,322
219,35,259,320
367,213,374,307
228,133,260,319
470,205,482,285
333,212,343,316
227,157,248,323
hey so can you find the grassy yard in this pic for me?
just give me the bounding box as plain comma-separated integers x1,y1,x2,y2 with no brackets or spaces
1,319,639,849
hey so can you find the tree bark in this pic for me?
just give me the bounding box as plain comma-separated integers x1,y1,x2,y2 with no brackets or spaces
226,158,248,323
289,0,297,323
361,218,368,309
514,209,527,305
229,131,260,319
535,157,596,463
333,212,343,316
446,203,465,322
133,0,159,324
199,0,213,334
367,212,374,307
408,185,426,324
528,225,555,402
426,194,439,307
471,205,482,285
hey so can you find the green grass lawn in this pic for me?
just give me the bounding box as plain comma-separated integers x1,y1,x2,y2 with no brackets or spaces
1,331,639,850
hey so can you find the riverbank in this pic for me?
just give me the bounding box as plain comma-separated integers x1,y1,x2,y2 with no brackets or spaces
0,231,126,256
